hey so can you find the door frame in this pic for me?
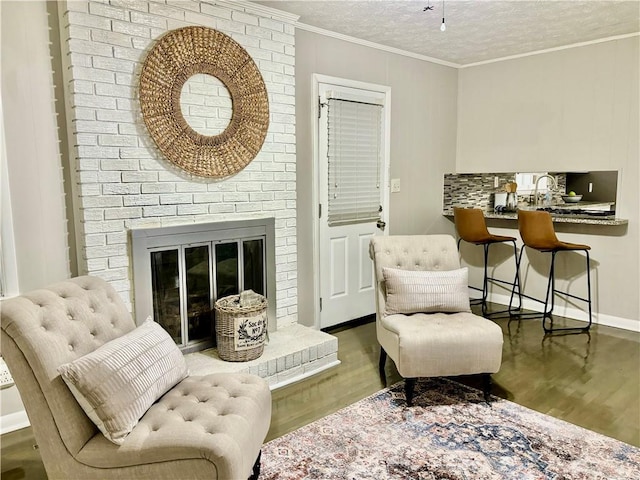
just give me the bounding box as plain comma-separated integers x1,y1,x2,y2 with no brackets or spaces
311,73,392,330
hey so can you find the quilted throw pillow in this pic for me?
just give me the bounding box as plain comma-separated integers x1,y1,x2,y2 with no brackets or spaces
58,319,188,445
382,267,471,315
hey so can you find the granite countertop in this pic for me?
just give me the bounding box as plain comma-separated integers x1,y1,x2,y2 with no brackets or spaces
443,204,628,226
481,210,628,226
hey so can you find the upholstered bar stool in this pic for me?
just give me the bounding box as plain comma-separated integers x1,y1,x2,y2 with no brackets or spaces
453,207,522,316
517,210,592,333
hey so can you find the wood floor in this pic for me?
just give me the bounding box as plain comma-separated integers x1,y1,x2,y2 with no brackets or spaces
1,309,639,479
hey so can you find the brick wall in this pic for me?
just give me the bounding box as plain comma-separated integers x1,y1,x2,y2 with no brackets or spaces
59,0,298,329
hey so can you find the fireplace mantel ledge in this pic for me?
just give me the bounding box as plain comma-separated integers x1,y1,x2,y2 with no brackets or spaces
183,324,340,389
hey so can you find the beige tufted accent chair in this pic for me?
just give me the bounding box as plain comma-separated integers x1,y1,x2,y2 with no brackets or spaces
1,276,271,480
369,235,504,405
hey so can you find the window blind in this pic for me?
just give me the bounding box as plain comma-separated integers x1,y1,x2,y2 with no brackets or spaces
327,98,383,226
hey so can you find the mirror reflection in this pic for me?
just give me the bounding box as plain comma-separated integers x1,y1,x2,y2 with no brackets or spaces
180,73,233,136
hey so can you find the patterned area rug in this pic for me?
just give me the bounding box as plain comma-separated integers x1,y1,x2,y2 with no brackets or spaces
261,378,639,479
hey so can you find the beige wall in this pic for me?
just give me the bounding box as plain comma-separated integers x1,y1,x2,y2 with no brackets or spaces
1,0,71,294
457,37,640,326
0,0,72,426
295,30,459,327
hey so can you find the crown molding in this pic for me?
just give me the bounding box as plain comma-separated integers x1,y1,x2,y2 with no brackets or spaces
294,22,461,69
460,32,640,68
289,20,639,70
214,0,300,24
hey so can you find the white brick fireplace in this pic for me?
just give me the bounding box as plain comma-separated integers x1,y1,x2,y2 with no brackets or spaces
58,0,340,385
60,0,299,330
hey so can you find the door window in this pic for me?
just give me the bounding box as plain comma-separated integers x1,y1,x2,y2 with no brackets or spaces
327,97,383,226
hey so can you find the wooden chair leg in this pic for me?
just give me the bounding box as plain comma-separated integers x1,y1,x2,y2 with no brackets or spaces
379,347,387,381
404,378,417,406
482,373,492,403
248,451,261,480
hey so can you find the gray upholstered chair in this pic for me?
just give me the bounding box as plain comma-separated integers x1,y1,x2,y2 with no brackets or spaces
369,235,504,405
1,276,271,480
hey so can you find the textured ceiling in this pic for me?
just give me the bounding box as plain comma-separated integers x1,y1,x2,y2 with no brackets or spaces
256,1,640,65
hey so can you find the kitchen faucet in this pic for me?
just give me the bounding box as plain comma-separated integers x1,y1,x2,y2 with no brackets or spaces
533,174,558,206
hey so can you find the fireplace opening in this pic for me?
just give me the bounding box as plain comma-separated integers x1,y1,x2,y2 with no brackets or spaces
131,219,276,353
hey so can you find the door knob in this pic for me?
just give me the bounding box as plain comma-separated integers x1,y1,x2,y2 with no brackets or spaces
376,220,386,230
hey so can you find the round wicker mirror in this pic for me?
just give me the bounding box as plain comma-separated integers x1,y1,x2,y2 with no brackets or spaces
139,26,269,178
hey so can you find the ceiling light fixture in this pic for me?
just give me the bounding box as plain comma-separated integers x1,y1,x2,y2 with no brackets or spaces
440,0,446,31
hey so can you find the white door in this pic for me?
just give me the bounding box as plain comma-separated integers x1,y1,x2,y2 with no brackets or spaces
317,80,390,329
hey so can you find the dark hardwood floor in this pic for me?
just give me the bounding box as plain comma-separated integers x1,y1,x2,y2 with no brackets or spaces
270,310,640,447
2,307,639,479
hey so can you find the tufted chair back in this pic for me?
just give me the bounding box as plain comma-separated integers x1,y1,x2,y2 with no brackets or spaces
368,235,462,319
1,276,135,458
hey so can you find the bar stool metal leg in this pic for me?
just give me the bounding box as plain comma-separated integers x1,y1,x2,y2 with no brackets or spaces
481,243,490,316
457,236,486,304
459,238,522,318
507,239,523,313
515,246,592,334
541,249,593,334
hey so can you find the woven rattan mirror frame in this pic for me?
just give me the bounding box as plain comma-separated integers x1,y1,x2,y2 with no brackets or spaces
139,26,269,178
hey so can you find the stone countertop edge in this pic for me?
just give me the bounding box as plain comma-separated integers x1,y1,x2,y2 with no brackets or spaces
443,211,628,226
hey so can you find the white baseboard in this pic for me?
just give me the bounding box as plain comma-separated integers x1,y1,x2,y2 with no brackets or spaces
0,410,30,435
487,292,640,332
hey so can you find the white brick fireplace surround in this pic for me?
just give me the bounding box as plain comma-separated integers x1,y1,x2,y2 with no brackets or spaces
59,0,339,386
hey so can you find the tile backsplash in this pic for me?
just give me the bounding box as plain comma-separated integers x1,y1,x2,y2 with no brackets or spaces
443,172,566,214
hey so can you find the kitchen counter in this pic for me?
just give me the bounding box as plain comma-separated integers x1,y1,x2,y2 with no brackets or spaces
482,210,627,226
443,206,628,226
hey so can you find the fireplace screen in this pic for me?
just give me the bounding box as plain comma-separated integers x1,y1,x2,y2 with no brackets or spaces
149,238,265,350
131,218,276,353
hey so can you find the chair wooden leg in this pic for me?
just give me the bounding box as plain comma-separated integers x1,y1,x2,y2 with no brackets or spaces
482,373,492,403
404,378,417,406
379,347,387,381
248,451,261,480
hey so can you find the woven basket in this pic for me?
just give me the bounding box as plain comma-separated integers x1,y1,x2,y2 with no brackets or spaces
215,294,267,362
